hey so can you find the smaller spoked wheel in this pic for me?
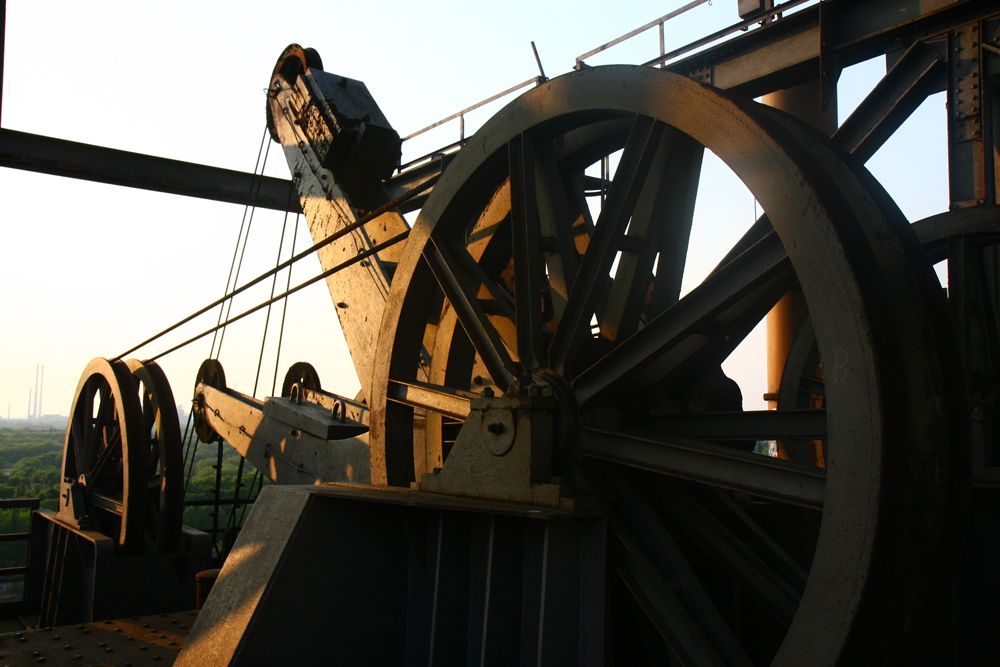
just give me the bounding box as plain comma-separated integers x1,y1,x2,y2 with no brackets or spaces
281,361,322,398
126,359,184,554
62,358,148,553
193,359,227,444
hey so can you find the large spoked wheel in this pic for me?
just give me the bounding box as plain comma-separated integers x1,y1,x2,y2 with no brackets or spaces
370,67,965,664
62,357,149,553
126,358,185,554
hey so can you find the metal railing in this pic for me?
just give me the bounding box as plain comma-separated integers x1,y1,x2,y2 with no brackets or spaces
401,76,542,144
641,0,814,68
0,497,41,613
574,0,815,70
398,43,550,173
574,0,711,69
397,0,817,176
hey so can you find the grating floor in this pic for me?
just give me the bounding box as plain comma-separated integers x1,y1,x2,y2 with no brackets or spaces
0,611,197,666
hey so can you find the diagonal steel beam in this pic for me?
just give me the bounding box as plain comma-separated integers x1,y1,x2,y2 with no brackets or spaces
0,128,302,212
833,41,946,162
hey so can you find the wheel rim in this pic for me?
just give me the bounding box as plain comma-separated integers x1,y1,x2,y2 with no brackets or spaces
369,66,962,664
62,357,148,553
126,358,184,554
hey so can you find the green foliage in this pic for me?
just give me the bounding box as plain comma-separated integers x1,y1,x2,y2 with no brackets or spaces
9,451,62,487
0,428,62,470
0,428,265,563
180,438,266,534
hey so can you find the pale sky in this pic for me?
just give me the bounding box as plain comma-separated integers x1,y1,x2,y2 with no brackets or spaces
0,1,948,422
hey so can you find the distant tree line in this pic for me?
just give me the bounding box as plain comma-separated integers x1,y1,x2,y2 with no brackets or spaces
0,428,265,566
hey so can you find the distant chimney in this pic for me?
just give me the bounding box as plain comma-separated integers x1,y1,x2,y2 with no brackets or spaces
33,365,39,419
39,366,45,418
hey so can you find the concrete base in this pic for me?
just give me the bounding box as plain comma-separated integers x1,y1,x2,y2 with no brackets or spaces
177,484,606,666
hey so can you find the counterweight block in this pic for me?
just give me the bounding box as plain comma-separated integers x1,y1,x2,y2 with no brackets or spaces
268,44,401,210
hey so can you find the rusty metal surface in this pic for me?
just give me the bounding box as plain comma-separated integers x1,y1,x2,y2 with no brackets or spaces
58,359,148,552
267,49,413,401
8,2,1000,664
368,64,965,664
194,382,370,485
0,612,197,666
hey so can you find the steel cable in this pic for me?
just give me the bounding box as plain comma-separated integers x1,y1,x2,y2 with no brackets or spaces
271,215,300,396
184,127,269,505
225,204,293,530
215,140,272,359
209,126,270,358
114,176,435,361
146,229,410,362
250,205,292,398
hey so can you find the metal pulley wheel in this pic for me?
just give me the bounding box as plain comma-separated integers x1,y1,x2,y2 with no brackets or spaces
368,66,966,665
281,361,323,398
193,359,227,444
61,357,149,553
126,358,185,554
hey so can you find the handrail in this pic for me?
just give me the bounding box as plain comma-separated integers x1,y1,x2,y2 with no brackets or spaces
401,76,541,143
0,498,40,510
575,0,711,67
0,498,40,611
574,0,815,71
643,0,814,68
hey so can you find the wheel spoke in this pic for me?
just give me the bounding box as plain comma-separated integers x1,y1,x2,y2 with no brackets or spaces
649,409,827,441
647,479,804,627
549,115,666,374
89,383,114,467
78,378,97,469
142,389,157,433
423,237,520,390
616,128,704,329
509,134,547,369
706,214,774,279
444,237,519,355
586,473,732,667
577,463,733,667
387,379,473,420
608,469,753,667
91,429,122,482
711,488,809,590
578,426,825,509
534,142,585,322
566,171,614,324
94,383,119,464
573,230,793,404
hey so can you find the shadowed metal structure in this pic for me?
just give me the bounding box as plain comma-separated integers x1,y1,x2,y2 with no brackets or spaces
5,1,1000,665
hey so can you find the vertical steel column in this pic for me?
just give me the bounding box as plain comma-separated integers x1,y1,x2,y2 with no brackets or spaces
947,21,994,209
761,78,836,433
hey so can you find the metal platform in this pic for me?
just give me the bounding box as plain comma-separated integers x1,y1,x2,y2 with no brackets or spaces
0,611,196,666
